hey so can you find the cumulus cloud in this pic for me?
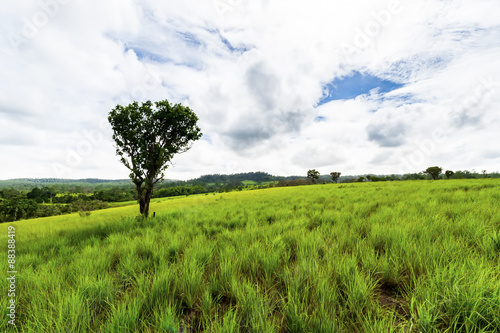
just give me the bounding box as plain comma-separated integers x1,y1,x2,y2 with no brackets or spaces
0,0,499,179
367,122,406,148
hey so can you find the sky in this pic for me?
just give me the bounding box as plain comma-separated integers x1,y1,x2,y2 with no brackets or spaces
0,0,499,180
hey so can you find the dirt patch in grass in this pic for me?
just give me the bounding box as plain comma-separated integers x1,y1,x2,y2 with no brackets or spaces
376,281,411,321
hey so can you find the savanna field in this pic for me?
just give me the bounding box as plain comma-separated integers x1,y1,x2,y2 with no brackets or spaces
1,179,500,332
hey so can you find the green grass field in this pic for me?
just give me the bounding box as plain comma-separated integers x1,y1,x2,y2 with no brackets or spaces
1,179,499,332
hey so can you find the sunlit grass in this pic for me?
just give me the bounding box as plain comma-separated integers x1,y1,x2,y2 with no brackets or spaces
1,179,499,332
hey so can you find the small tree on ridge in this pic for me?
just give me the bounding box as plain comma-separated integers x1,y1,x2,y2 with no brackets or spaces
307,169,320,184
424,166,443,180
330,172,341,183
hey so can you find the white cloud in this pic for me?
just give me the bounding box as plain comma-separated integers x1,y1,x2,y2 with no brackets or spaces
0,0,499,180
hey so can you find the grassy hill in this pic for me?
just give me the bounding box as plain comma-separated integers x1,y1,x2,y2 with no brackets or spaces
1,179,499,332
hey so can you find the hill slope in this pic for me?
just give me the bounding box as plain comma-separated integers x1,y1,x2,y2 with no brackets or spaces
1,179,499,332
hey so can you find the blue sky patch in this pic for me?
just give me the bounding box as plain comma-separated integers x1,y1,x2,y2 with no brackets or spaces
316,71,404,106
219,34,249,54
125,46,168,63
378,93,424,106
202,134,213,144
176,31,202,47
124,45,201,69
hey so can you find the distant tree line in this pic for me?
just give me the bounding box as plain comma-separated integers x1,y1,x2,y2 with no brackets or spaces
20,186,136,204
152,172,285,196
295,168,500,185
0,188,109,223
276,178,314,187
193,172,277,184
153,185,208,198
401,169,499,181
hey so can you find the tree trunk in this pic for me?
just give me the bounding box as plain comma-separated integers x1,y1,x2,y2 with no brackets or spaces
139,197,146,217
138,190,153,218
144,199,150,218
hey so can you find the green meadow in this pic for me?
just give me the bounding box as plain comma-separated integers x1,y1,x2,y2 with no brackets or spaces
1,179,500,332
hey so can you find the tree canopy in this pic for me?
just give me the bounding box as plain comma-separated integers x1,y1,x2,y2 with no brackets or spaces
330,172,341,183
424,166,443,180
307,169,320,183
108,100,202,217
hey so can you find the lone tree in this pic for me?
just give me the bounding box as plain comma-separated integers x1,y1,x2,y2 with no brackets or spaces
424,166,443,180
307,169,320,183
330,171,341,183
108,100,202,217
445,170,454,179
